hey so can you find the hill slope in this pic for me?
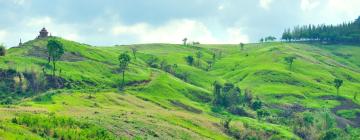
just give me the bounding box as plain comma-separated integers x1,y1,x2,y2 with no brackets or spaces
0,37,360,139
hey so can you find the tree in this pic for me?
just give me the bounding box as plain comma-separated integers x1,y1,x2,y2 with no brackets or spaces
118,53,131,88
333,79,343,96
284,56,296,70
182,38,188,46
196,51,203,67
256,109,270,120
47,39,64,77
259,38,264,43
239,43,244,51
0,44,6,56
185,56,194,66
131,47,138,59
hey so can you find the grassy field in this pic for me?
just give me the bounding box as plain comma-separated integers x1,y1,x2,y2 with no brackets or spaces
0,37,359,139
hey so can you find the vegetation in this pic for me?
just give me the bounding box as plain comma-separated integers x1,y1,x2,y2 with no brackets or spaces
118,52,131,88
334,79,343,96
284,56,296,70
0,36,360,139
47,38,64,77
282,16,360,43
0,45,5,56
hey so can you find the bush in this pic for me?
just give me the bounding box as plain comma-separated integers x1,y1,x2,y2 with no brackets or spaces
228,106,249,116
321,128,341,140
251,100,262,110
0,45,6,56
257,109,270,120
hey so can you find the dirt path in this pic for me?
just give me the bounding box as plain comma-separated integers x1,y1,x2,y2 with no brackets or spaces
320,95,360,128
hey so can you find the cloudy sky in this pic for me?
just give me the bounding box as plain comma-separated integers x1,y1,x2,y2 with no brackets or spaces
0,0,359,47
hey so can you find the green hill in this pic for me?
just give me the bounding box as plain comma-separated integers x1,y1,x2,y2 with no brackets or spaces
0,37,360,139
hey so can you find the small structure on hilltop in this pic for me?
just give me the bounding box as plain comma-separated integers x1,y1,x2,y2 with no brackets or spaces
37,27,49,38
18,38,22,46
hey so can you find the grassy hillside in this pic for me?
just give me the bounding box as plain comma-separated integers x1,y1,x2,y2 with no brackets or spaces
0,37,360,139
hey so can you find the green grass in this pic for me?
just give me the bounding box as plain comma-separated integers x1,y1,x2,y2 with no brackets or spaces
0,38,360,139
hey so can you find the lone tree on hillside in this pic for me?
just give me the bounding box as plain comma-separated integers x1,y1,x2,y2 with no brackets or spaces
240,43,245,51
118,53,131,89
182,38,188,46
0,44,6,56
334,79,343,96
185,55,194,66
196,51,203,67
284,56,296,71
47,39,64,77
131,47,138,59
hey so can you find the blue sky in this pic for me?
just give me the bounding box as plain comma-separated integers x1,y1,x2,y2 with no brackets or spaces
0,0,359,47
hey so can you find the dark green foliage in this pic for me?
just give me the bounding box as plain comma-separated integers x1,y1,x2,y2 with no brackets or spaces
251,100,262,110
182,38,187,46
0,45,6,56
118,53,131,88
47,39,64,77
175,72,190,82
228,106,248,116
185,55,194,66
212,82,241,108
321,128,341,140
256,109,270,120
284,56,296,70
333,79,343,96
303,112,314,127
282,16,360,43
264,36,277,42
146,56,159,68
11,114,115,139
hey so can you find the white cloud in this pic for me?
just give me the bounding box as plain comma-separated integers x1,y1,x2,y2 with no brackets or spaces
259,0,273,10
112,19,219,44
0,30,8,44
112,19,249,44
226,27,250,43
326,0,360,19
300,0,320,11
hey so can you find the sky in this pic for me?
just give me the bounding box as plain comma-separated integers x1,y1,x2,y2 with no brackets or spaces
0,0,360,47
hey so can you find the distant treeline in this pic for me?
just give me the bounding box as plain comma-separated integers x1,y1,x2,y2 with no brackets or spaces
282,16,360,43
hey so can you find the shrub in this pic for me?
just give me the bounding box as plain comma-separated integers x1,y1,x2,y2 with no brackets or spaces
257,109,270,120
251,100,262,110
228,106,249,116
0,45,5,56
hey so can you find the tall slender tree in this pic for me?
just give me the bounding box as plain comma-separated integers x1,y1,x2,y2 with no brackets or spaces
118,53,131,88
131,47,138,59
182,38,188,46
284,56,296,71
334,79,343,96
47,39,64,77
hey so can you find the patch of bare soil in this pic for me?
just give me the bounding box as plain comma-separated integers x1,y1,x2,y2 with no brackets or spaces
320,95,360,128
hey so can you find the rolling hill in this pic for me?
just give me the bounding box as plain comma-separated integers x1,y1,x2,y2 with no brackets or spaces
0,37,360,139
